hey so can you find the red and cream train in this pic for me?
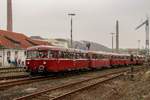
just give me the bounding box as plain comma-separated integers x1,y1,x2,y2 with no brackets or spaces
26,45,144,74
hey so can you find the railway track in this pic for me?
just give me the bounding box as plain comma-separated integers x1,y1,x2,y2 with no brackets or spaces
0,73,29,80
0,76,53,90
14,69,129,100
0,67,28,80
0,67,25,74
0,66,144,88
0,66,132,91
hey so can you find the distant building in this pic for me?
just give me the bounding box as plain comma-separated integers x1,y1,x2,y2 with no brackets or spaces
53,38,69,48
30,36,112,52
30,36,69,48
0,30,49,67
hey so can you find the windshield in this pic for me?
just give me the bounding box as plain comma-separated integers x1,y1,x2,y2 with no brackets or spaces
27,50,48,59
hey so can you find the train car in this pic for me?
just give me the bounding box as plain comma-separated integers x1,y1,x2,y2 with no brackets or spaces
26,45,91,74
109,53,130,67
136,55,145,65
88,51,111,69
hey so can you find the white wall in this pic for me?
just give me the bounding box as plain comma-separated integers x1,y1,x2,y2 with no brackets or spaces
0,49,26,67
0,51,3,66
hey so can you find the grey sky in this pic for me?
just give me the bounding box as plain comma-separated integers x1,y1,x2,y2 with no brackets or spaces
0,0,150,48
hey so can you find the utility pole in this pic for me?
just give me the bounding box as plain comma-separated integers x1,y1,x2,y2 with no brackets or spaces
7,0,13,32
138,40,141,54
68,13,76,48
116,20,119,52
110,33,115,52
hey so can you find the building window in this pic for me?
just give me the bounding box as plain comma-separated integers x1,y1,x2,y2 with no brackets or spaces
15,51,18,55
24,51,27,56
7,51,11,63
7,51,11,57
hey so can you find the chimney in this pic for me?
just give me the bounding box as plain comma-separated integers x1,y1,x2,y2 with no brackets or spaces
7,0,13,32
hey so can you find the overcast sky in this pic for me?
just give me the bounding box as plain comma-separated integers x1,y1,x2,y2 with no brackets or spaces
0,0,150,48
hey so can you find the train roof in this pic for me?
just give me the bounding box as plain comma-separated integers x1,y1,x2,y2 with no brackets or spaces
27,45,88,53
27,45,144,57
27,45,64,51
88,51,130,56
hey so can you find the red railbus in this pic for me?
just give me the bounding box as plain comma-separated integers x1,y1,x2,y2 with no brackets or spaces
26,45,90,74
26,45,144,75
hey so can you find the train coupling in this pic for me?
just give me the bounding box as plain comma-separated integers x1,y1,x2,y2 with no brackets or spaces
38,65,45,73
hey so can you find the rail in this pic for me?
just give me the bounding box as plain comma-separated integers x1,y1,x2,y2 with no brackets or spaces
14,69,128,100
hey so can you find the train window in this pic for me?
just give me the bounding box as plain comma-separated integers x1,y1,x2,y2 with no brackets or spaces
111,56,113,59
48,50,58,58
100,55,103,59
49,51,53,58
79,53,83,59
101,55,104,59
97,55,100,59
64,52,68,58
59,51,73,59
92,54,95,59
69,52,73,59
83,53,87,59
71,52,75,59
105,55,108,59
103,55,107,59
57,51,61,58
60,51,65,58
53,51,58,58
82,53,86,59
27,51,38,58
76,53,78,59
120,56,122,59
75,53,80,59
114,56,117,59
97,54,100,59
94,54,96,59
86,53,89,59
92,54,98,59
65,52,69,58
38,50,48,58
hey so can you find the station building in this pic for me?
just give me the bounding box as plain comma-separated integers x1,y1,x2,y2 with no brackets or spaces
0,30,49,67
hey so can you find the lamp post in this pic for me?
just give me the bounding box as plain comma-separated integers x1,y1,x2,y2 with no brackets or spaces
138,40,141,54
110,33,115,52
68,13,76,48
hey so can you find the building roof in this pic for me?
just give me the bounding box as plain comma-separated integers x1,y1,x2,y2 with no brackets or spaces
30,36,45,40
0,30,50,49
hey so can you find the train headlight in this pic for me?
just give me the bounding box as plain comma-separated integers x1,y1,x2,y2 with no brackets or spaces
27,62,30,64
43,61,46,65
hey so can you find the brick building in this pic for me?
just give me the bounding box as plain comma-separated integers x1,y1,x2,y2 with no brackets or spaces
0,30,49,67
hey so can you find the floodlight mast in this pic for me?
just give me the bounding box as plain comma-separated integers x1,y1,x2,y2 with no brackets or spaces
136,17,149,56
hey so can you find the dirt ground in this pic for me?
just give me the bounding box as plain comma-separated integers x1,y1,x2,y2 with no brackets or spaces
60,67,150,100
1,66,150,100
